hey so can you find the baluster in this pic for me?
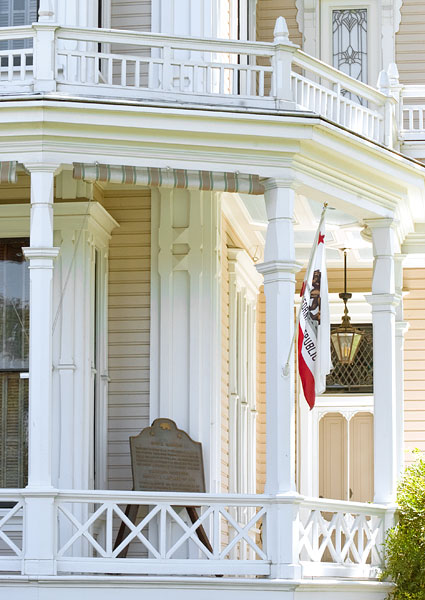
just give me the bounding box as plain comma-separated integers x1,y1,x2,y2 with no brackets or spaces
420,108,424,131
8,52,13,82
94,56,99,84
148,60,153,89
121,59,126,87
246,68,251,96
20,51,26,80
218,65,223,94
232,66,237,95
213,506,220,558
358,517,365,563
206,65,211,94
81,54,86,84
179,64,184,91
107,57,113,85
335,514,342,562
106,503,113,557
259,69,264,97
159,506,167,558
134,59,140,88
312,511,319,561
193,64,199,93
409,108,413,131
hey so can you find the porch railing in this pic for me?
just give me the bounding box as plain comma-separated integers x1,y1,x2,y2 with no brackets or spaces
400,85,425,139
0,20,399,147
0,488,390,579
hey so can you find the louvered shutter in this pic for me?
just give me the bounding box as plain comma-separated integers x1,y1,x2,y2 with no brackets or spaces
0,239,29,489
0,0,37,50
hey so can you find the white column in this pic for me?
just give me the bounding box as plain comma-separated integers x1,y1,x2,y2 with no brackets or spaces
256,178,301,579
365,218,399,505
394,254,409,479
22,164,60,576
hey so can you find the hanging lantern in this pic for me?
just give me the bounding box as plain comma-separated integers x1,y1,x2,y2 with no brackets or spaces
331,250,365,365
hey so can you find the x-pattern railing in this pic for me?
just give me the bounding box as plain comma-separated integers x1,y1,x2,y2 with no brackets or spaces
298,498,386,577
55,491,268,576
0,500,24,558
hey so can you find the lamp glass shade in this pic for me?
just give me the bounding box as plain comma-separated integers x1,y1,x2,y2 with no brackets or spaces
331,329,363,365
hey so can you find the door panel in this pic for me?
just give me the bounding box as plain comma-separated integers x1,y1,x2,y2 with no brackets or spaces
319,412,347,500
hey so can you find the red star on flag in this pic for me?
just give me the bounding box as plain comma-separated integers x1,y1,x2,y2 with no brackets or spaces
318,233,325,245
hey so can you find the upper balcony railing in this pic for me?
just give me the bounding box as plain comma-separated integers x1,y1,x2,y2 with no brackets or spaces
0,18,423,149
0,18,405,149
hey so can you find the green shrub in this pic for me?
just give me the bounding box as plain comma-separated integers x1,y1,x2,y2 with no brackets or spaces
381,452,425,599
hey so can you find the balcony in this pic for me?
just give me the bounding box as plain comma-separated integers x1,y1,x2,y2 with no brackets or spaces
0,19,422,153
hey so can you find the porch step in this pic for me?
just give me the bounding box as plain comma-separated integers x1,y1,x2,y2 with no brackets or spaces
0,576,393,600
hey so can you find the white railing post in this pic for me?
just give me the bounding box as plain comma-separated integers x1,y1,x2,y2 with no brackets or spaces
256,177,302,579
388,63,403,145
365,218,399,506
33,22,58,92
22,163,60,576
272,17,297,110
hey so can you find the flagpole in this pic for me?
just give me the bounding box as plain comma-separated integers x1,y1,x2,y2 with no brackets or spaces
282,202,329,377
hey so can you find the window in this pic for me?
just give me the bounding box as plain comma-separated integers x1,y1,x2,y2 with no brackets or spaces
326,323,373,394
0,238,29,488
332,9,367,84
320,1,379,91
227,249,260,496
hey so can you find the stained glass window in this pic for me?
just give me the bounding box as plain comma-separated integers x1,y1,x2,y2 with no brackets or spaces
332,9,367,87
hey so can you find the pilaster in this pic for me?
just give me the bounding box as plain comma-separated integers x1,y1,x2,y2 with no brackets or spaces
394,254,409,479
150,188,221,492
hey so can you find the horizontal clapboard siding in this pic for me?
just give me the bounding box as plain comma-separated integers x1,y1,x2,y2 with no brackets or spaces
396,0,425,85
256,0,302,45
403,268,425,462
103,189,151,491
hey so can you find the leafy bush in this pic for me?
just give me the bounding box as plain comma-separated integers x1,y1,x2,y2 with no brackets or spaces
381,452,425,599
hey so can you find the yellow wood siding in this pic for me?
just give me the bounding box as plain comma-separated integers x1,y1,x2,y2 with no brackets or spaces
256,0,302,45
403,268,425,462
396,0,425,85
103,188,151,490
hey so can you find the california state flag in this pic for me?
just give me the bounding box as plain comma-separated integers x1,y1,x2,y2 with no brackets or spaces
298,226,331,409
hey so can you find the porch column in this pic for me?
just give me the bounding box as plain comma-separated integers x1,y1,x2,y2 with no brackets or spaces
394,254,409,478
256,178,301,579
22,164,60,575
365,218,399,504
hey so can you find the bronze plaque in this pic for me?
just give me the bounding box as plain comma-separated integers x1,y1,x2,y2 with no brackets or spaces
130,418,206,493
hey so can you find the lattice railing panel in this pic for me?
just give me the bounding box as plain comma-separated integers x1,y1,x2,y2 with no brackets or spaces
0,500,24,559
298,505,384,568
55,493,268,576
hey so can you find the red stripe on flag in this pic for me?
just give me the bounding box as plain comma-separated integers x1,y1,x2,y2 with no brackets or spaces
298,326,316,410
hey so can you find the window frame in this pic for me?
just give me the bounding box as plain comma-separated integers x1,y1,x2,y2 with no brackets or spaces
320,0,379,88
